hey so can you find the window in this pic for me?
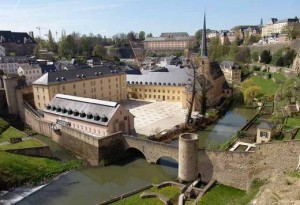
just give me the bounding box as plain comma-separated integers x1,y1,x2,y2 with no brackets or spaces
43,96,45,100
149,89,151,92
154,89,156,92
139,94,142,97
73,84,76,89
84,90,86,94
153,95,156,98
177,96,180,100
260,131,268,138
62,86,65,91
83,83,85,87
108,78,110,83
162,90,165,93
172,96,175,100
37,95,39,99
144,94,147,98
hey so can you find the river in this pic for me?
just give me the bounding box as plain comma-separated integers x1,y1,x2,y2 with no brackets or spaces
5,105,255,205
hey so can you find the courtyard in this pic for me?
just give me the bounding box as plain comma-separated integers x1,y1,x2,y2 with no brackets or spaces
122,99,188,136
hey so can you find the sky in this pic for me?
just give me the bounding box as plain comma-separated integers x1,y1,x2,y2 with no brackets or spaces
1,0,300,40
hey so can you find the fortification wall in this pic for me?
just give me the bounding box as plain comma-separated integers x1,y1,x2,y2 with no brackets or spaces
198,151,252,190
250,38,300,53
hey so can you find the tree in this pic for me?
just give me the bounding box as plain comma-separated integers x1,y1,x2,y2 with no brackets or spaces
244,86,260,105
228,43,238,61
92,45,106,57
127,31,136,41
283,48,297,67
282,23,300,40
47,30,55,52
138,31,145,41
260,50,272,64
146,33,153,38
195,29,202,42
58,35,76,59
251,51,259,62
235,46,251,63
185,60,198,125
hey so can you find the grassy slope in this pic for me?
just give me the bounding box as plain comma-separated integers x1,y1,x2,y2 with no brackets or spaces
0,127,27,143
0,139,43,150
251,76,279,97
198,180,264,205
0,151,80,190
112,186,180,205
285,118,300,130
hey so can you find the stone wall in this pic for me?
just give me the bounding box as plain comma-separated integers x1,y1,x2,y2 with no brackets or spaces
198,150,252,190
6,146,53,158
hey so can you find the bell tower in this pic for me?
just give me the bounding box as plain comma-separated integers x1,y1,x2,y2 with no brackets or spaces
198,13,210,79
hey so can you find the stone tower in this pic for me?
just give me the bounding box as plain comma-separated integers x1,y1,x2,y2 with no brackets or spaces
178,133,199,182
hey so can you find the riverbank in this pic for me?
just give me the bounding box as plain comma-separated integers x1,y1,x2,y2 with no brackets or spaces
0,151,81,190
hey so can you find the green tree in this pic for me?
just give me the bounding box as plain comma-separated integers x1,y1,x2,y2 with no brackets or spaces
244,86,260,105
283,48,297,67
282,23,300,40
260,50,272,64
251,51,259,62
146,33,153,38
271,48,284,66
228,43,238,61
138,31,145,41
195,29,202,42
127,31,136,41
58,35,76,59
92,45,106,57
47,30,55,52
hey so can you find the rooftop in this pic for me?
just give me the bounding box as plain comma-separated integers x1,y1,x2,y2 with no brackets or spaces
33,65,125,85
44,94,119,126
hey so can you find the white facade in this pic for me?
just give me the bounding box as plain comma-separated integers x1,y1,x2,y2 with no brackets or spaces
18,64,42,85
0,62,19,74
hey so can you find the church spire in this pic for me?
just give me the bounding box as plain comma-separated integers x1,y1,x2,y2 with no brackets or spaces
201,13,208,57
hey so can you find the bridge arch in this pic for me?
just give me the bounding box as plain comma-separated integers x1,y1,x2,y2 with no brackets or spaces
125,147,147,160
156,156,178,168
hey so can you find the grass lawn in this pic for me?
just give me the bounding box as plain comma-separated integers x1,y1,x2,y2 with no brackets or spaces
0,139,43,150
0,127,26,143
198,179,265,205
112,186,180,205
220,134,237,151
251,76,279,97
294,129,300,139
285,118,300,130
0,151,81,190
0,117,10,134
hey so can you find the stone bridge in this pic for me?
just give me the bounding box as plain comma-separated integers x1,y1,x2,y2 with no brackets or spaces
123,135,178,163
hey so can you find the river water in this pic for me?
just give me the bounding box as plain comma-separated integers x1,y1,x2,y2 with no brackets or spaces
6,105,256,205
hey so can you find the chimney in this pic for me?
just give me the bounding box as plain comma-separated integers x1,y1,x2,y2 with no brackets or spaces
28,31,34,39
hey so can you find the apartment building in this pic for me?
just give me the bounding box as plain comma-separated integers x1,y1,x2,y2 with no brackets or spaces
144,32,196,53
0,56,31,75
220,61,241,84
262,17,300,37
32,66,127,110
18,64,42,85
0,30,35,56
44,94,135,136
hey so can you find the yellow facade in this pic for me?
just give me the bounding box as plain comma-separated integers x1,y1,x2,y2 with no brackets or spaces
127,84,187,106
33,74,127,110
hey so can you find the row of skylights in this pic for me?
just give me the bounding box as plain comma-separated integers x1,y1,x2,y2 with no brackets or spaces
45,105,108,122
127,81,185,86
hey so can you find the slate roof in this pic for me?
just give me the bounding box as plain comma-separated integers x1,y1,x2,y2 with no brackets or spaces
0,31,35,44
127,68,192,86
257,122,273,130
160,32,189,38
220,61,240,69
209,61,226,80
19,64,41,70
276,18,299,24
33,66,125,85
40,64,58,73
44,94,119,126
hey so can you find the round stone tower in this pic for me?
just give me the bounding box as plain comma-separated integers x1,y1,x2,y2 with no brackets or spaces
178,133,199,182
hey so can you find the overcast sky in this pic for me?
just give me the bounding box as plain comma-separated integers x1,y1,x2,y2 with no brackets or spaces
1,0,299,39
